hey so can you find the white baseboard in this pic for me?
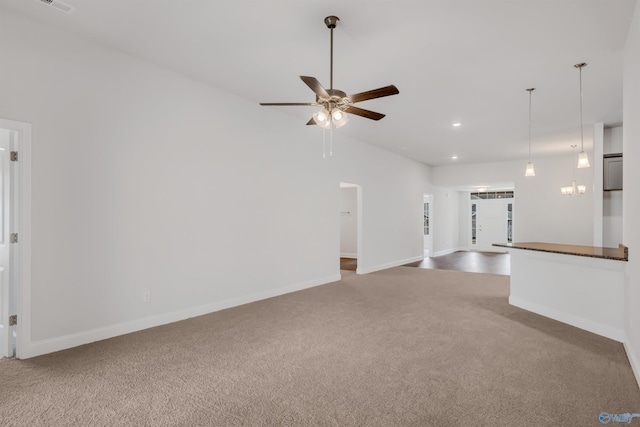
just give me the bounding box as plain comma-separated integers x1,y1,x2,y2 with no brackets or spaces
624,341,640,391
340,253,357,259
432,247,465,257
357,255,424,275
509,296,625,343
20,274,341,359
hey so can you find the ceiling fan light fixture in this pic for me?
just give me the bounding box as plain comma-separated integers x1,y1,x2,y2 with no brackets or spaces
313,109,331,128
331,108,349,128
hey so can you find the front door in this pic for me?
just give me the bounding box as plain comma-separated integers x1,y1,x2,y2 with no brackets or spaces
473,199,510,252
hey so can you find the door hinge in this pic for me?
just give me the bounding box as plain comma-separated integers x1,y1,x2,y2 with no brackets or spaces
10,233,18,243
9,315,17,326
10,151,18,162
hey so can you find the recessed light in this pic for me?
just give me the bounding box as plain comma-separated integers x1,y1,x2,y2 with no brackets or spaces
452,122,461,127
451,155,458,160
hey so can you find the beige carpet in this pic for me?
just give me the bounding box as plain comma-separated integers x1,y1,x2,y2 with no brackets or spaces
1,267,638,426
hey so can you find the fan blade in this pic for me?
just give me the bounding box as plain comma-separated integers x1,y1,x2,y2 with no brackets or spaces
346,85,399,104
306,118,316,126
260,102,317,106
300,76,330,99
344,106,386,121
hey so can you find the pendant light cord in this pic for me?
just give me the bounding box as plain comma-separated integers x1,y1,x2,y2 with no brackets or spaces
574,63,587,153
579,66,584,152
527,88,533,161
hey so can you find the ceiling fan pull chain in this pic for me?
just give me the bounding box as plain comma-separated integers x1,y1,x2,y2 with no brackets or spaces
323,128,326,159
330,125,333,157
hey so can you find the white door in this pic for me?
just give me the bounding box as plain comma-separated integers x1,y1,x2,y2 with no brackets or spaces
0,129,14,357
475,200,509,252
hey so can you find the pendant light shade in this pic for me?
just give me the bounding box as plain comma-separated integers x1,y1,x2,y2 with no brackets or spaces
525,162,535,177
525,88,536,177
575,63,590,168
577,151,590,168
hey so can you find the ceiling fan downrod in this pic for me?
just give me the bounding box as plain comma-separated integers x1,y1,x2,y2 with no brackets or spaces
324,16,339,91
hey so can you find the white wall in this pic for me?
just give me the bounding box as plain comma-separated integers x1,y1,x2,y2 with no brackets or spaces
457,192,469,249
0,9,430,356
433,154,595,247
339,186,357,258
603,192,623,247
428,186,460,255
334,140,429,273
604,126,624,153
623,0,640,388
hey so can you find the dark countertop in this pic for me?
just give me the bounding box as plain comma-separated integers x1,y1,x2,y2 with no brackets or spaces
492,242,628,261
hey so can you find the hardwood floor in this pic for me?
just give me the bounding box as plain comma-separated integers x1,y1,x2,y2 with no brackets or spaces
341,251,510,275
404,251,510,275
340,258,358,271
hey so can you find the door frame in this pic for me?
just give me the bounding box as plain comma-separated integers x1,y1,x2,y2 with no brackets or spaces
0,118,32,359
339,182,363,274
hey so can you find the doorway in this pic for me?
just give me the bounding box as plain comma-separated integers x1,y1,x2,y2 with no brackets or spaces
0,118,30,359
339,182,360,272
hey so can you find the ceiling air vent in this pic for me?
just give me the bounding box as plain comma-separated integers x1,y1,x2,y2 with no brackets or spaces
37,0,75,14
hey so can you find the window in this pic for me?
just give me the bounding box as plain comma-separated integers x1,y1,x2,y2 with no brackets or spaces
423,202,430,235
471,203,477,244
470,191,514,200
507,203,513,243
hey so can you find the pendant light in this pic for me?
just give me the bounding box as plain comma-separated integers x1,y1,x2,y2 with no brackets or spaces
574,63,590,168
524,88,536,177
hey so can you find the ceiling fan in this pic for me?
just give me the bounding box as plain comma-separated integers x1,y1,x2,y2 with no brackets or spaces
260,16,399,129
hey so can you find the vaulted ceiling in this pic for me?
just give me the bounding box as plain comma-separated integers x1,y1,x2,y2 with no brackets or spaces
1,0,636,166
